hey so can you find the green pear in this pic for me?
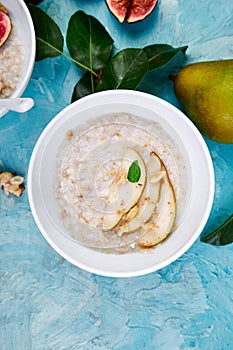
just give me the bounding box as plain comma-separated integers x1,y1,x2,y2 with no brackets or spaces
172,59,233,143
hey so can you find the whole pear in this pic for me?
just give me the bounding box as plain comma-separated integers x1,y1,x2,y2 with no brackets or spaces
173,59,233,143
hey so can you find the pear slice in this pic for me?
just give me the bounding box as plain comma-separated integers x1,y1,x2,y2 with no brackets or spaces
102,147,146,231
116,151,165,235
138,162,176,247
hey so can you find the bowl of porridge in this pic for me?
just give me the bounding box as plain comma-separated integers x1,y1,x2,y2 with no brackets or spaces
28,90,215,277
0,0,35,117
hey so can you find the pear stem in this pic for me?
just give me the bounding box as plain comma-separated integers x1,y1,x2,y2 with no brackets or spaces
169,74,176,82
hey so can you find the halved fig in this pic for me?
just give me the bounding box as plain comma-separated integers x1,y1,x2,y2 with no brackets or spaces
106,0,131,23
127,0,158,23
116,151,165,235
106,0,158,23
0,9,12,47
102,147,146,231
138,161,176,247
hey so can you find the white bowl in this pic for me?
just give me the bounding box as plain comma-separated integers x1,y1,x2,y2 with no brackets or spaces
0,0,35,117
28,90,215,277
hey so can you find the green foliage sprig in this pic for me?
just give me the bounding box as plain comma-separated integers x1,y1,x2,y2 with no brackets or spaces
28,5,188,101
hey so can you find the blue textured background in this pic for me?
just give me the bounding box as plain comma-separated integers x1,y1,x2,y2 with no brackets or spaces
1,0,233,348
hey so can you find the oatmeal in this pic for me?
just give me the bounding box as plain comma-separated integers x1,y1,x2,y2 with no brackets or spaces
56,113,189,253
0,21,24,98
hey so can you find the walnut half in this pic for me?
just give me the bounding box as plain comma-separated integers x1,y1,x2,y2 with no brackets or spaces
0,171,25,197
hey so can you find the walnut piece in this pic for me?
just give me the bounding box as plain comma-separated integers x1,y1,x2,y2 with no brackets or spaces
66,130,73,140
0,171,25,197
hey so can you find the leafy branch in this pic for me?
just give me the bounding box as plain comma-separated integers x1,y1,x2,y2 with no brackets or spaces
28,4,188,101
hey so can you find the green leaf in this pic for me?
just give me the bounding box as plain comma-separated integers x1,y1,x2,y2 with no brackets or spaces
28,4,64,61
71,73,98,102
97,48,148,91
25,0,43,4
66,11,114,72
127,160,141,183
144,44,188,72
201,214,233,245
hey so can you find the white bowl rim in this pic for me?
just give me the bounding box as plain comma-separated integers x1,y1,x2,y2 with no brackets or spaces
14,0,36,98
0,0,36,116
27,90,215,278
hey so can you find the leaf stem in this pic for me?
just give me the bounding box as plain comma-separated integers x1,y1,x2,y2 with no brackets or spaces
91,74,95,93
37,37,98,77
88,20,95,93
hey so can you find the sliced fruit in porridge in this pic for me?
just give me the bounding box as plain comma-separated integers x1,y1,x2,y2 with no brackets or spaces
56,113,184,252
138,161,176,247
116,151,165,235
103,147,146,231
0,5,12,47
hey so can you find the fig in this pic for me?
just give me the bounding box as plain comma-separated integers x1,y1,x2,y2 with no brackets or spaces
106,0,158,23
106,0,131,23
127,0,158,23
0,8,12,47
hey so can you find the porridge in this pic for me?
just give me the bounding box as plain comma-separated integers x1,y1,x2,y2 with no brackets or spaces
0,7,24,98
56,113,189,253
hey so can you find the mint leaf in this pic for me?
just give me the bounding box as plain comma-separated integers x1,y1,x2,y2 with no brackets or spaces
127,160,141,183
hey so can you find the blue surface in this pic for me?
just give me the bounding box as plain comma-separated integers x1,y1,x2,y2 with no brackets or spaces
1,0,233,348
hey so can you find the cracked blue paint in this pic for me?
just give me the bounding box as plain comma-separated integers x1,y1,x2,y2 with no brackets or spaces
1,0,233,349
